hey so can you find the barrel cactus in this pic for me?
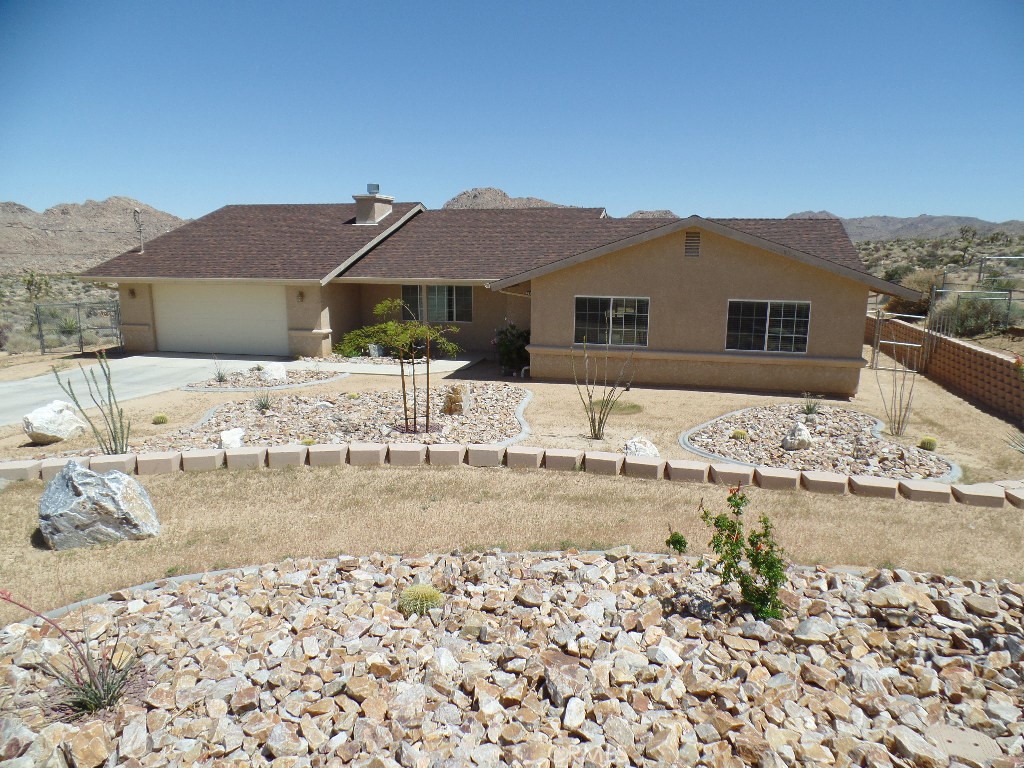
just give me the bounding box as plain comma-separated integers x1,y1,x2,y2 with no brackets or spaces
398,584,444,617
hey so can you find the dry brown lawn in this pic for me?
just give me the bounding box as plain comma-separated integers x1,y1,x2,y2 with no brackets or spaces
2,465,1021,626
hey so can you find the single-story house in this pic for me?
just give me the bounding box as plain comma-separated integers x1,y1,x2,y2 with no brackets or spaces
82,189,917,395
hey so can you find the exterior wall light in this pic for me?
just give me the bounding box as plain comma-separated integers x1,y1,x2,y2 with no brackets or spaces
297,290,305,303
128,288,136,299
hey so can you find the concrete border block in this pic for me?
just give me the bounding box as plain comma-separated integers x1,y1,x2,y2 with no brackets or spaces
181,449,225,472
801,471,848,495
40,457,90,482
951,483,1006,508
307,444,347,467
136,451,182,476
224,447,267,471
544,448,584,472
466,444,505,467
428,444,466,466
267,445,308,469
1005,487,1024,509
89,454,137,475
899,479,953,504
0,460,42,482
666,460,709,483
754,466,800,490
585,452,623,476
506,445,544,469
388,443,427,467
623,456,665,480
848,475,899,499
349,443,387,467
710,463,755,487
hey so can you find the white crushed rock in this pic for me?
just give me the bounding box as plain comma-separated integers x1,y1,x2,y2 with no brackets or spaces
302,355,426,366
138,383,527,451
184,366,338,390
1,551,1021,766
687,404,953,480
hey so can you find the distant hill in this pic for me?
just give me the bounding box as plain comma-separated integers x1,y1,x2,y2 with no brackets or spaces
0,196,186,274
788,211,1024,242
443,187,567,210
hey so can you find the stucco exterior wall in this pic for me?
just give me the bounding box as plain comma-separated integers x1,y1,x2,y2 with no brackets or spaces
117,283,157,353
325,283,362,347
528,229,869,395
347,283,524,354
286,284,331,357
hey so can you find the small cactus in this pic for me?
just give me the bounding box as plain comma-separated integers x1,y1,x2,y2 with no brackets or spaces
398,584,444,617
301,437,316,446
730,429,748,441
152,413,168,425
918,436,937,451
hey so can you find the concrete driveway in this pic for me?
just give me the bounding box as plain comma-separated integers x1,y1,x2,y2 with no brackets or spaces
0,354,279,427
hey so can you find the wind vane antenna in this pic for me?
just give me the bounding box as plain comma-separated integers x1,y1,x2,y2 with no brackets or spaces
132,208,144,252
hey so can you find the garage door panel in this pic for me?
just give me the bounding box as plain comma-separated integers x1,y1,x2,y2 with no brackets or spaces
153,283,289,356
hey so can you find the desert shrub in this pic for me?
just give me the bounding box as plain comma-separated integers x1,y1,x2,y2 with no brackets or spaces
571,342,635,440
882,263,915,283
253,390,273,412
57,314,81,337
212,357,228,383
0,323,10,350
398,584,444,617
151,413,168,425
665,529,688,555
730,429,748,441
54,351,131,454
801,392,821,415
936,295,1021,337
335,325,393,358
918,436,937,451
492,322,530,373
0,590,138,713
885,268,942,317
5,330,39,354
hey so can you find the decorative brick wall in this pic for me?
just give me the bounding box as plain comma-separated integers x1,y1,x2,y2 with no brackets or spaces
865,315,1024,425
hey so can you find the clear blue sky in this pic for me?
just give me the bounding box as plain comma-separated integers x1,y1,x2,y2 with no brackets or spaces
1,1,1022,221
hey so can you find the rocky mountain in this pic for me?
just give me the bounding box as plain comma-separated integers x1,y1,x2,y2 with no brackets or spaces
0,196,186,274
443,188,566,210
626,209,679,219
788,211,1024,242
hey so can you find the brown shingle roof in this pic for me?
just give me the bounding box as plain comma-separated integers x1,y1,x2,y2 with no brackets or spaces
708,218,866,274
81,203,422,281
342,208,673,281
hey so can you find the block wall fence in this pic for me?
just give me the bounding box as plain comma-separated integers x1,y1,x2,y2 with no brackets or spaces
865,315,1024,425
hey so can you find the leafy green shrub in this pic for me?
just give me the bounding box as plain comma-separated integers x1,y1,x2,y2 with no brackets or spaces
152,413,168,425
665,529,688,555
699,488,787,620
492,322,530,373
0,589,138,713
882,263,915,283
918,435,937,451
730,429,748,440
398,584,444,617
335,325,393,357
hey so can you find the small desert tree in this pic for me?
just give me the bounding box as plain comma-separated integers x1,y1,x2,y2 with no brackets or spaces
570,341,635,440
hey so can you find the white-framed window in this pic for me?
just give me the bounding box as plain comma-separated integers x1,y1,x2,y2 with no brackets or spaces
726,300,810,353
401,285,473,323
574,296,650,346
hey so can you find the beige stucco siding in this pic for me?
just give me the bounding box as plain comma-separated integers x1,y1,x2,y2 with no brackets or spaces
117,283,157,353
285,285,332,357
528,229,869,395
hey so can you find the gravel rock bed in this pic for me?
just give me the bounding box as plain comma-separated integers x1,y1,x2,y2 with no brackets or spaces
184,367,339,390
138,383,528,451
687,404,953,480
301,355,425,366
1,550,1021,766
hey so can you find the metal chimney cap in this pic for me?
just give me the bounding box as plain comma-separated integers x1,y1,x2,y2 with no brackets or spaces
367,183,380,195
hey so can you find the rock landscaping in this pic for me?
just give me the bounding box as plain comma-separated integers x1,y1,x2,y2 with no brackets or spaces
301,355,424,367
184,366,339,391
139,384,528,452
687,404,954,480
1,549,1022,766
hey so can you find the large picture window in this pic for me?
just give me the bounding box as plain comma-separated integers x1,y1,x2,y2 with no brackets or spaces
726,300,810,353
574,296,650,346
401,285,473,322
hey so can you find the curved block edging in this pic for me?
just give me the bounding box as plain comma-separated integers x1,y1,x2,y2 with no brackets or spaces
678,406,962,484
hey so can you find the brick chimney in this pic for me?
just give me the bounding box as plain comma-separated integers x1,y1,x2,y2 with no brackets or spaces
353,184,394,225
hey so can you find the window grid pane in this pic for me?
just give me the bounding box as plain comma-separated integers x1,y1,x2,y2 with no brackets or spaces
726,300,809,352
766,302,810,352
574,296,648,347
426,285,448,323
454,286,473,322
401,285,421,321
726,301,769,351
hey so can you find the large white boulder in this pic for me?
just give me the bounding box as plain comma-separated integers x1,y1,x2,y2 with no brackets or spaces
39,462,160,550
258,363,287,384
219,428,245,449
22,400,88,445
624,436,660,458
782,421,813,451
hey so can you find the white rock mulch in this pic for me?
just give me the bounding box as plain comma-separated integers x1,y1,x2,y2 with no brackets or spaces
686,404,953,480
301,355,425,367
137,383,528,451
1,550,1021,766
183,366,339,391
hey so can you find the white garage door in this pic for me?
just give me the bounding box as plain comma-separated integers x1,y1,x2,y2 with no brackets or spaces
153,282,290,356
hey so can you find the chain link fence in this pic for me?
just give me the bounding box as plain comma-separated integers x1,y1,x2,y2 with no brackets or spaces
33,300,123,354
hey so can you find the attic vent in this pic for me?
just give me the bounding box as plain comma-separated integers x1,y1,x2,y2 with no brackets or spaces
684,231,701,257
